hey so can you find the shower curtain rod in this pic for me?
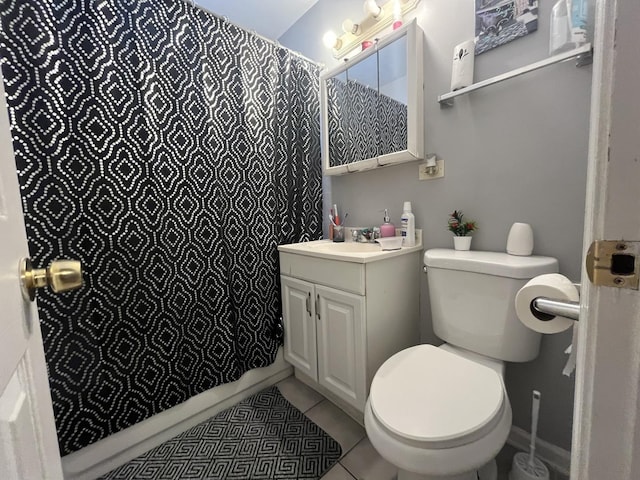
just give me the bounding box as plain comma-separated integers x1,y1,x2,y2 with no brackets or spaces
180,0,324,68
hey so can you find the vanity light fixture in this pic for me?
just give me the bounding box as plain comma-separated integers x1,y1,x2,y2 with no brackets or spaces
322,30,342,50
323,0,421,58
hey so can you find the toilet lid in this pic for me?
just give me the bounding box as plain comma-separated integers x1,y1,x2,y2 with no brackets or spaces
369,345,504,446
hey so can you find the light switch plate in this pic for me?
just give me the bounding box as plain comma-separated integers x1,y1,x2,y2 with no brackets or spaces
419,159,444,180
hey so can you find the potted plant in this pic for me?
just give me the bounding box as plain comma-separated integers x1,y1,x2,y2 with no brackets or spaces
447,210,477,250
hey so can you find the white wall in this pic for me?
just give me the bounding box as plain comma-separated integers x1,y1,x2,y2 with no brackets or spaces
280,0,592,451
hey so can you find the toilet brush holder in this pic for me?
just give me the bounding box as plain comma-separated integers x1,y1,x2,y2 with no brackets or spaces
509,453,549,480
510,390,550,480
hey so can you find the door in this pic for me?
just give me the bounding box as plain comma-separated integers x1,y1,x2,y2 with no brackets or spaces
573,0,640,478
316,285,366,410
0,74,63,478
281,276,318,380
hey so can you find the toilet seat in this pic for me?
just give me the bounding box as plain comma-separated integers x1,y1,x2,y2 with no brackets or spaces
369,345,505,449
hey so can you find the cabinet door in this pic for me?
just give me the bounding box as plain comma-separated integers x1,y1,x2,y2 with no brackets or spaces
316,285,366,410
281,276,317,380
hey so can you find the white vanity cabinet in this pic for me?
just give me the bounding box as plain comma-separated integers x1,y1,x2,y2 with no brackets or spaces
278,240,421,415
281,276,366,409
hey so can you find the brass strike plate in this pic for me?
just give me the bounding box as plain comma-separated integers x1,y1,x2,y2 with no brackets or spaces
586,240,640,289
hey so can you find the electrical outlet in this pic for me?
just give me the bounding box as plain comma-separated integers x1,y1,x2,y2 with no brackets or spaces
419,159,444,180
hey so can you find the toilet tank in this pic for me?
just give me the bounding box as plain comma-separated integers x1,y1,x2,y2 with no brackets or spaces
424,249,559,362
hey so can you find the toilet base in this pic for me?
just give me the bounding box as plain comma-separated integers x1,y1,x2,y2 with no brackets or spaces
397,459,497,480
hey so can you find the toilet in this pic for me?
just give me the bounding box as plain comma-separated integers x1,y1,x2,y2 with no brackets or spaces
365,249,559,480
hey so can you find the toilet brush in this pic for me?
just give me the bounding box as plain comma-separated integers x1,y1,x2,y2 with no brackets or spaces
509,390,550,480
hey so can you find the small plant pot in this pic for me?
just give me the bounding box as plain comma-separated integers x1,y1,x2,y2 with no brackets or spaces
453,236,472,251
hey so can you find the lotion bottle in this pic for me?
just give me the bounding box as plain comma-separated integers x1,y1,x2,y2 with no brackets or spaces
400,201,415,246
380,209,395,237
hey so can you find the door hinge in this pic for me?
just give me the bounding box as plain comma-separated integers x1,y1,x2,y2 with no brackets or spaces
586,240,640,289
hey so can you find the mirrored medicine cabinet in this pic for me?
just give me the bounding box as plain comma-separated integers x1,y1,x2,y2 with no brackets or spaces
320,19,424,176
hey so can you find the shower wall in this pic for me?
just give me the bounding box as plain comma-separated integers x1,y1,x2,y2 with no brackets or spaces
0,0,322,455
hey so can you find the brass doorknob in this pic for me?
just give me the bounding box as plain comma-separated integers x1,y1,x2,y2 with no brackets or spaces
20,258,83,301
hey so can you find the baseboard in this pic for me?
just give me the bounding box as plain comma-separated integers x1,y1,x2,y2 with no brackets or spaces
507,426,571,476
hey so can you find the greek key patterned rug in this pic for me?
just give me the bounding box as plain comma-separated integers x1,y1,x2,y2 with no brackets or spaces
100,386,341,479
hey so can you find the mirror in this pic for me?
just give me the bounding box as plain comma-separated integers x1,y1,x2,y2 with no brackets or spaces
377,35,408,157
325,71,349,168
346,53,379,163
321,20,423,175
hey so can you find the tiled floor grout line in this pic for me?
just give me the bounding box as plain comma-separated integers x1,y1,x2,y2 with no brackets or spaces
338,435,365,460
301,397,325,414
338,459,360,479
302,397,367,479
302,399,367,459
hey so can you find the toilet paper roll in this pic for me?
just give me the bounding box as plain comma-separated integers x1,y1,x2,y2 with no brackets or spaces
515,273,579,334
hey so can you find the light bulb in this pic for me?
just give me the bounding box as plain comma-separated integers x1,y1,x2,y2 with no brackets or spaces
364,0,382,18
322,30,342,50
394,0,402,15
341,19,361,35
393,0,403,29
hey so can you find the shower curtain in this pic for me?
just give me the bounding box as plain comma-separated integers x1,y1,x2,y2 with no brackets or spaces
0,0,322,454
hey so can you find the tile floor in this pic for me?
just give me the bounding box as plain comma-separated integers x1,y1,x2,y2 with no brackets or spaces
276,375,569,480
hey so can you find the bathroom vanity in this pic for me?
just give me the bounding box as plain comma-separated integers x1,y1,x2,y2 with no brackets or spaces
278,236,422,419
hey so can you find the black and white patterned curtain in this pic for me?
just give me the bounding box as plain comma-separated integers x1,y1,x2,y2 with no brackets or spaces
0,0,321,455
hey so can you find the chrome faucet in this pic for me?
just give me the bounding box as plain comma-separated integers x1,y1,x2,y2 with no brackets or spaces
352,227,380,243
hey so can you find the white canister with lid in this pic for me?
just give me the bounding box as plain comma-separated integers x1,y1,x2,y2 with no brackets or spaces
506,223,534,256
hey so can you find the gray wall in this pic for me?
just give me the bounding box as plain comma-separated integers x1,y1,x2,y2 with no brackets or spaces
280,0,591,451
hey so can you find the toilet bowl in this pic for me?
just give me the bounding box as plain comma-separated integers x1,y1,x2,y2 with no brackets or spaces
365,344,512,480
364,249,558,480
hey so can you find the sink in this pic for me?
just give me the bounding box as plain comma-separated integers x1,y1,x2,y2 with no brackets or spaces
278,237,422,263
307,242,382,253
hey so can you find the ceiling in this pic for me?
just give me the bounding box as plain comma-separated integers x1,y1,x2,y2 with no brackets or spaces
195,0,320,40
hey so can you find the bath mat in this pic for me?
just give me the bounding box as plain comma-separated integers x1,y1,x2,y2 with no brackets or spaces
100,385,342,480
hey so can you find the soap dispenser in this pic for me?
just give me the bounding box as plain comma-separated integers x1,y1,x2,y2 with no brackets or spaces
380,209,396,238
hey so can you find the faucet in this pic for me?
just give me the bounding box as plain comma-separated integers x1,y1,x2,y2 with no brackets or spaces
352,227,380,243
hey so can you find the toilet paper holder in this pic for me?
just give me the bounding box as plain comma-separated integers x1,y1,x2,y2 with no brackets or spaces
532,296,580,321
